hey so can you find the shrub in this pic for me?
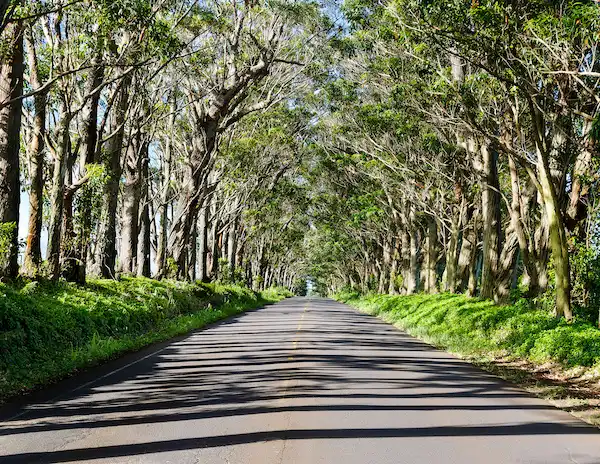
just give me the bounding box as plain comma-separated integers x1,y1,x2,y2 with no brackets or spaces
0,277,289,402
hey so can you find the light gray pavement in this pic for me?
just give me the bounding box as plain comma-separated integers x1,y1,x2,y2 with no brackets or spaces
1,297,599,463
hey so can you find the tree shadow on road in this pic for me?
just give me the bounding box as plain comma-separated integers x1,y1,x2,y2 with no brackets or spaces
0,299,598,463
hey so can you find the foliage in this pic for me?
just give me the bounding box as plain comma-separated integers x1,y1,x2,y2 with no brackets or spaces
0,222,16,269
338,293,600,369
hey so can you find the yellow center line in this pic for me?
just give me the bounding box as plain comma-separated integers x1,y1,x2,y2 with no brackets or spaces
288,307,307,360
278,305,309,403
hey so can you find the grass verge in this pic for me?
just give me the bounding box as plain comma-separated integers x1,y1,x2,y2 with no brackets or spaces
336,291,600,426
0,277,291,403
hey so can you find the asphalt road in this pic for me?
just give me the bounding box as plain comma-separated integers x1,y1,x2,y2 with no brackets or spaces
1,297,599,464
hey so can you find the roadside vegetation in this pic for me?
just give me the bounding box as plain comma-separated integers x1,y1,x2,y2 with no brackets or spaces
2,0,600,408
337,292,600,369
337,291,600,426
0,278,291,402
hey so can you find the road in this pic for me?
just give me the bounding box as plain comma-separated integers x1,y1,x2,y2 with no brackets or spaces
0,297,599,463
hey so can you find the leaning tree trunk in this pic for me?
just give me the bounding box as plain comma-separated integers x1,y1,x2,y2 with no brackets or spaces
537,146,572,320
0,21,23,279
168,119,218,277
93,75,131,278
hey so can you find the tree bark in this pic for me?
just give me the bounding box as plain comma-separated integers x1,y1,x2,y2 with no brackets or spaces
92,75,131,278
198,203,210,282
388,238,399,294
227,216,238,282
424,216,438,293
444,205,461,293
210,215,220,280
479,142,501,299
155,92,175,276
529,100,572,320
456,204,475,291
537,145,572,320
71,54,104,283
47,113,71,280
408,220,419,294
0,21,23,279
119,135,143,274
22,31,45,277
137,141,151,277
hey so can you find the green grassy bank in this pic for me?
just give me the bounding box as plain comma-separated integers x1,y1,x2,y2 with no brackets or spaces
336,292,600,370
0,278,291,402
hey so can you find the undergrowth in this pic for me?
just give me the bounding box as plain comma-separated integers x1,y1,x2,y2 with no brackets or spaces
335,291,600,369
0,277,291,402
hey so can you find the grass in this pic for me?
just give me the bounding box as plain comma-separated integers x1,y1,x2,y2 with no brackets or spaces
336,291,600,427
335,291,600,369
0,277,291,403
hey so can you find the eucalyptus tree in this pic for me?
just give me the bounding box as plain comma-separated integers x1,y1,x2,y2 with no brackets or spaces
209,104,313,286
387,0,600,319
304,0,600,320
0,12,23,279
161,0,325,279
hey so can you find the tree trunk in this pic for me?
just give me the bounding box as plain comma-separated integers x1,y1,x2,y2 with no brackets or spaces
456,204,475,291
0,21,23,279
72,56,104,283
210,216,220,280
136,142,151,277
168,118,218,277
93,75,131,278
155,93,175,276
424,216,438,293
388,238,398,294
198,203,209,282
187,218,197,281
119,135,142,274
444,206,461,293
22,32,46,277
480,142,501,299
47,114,71,280
494,231,520,303
400,228,410,294
466,211,480,297
537,146,572,320
408,225,419,294
227,216,238,282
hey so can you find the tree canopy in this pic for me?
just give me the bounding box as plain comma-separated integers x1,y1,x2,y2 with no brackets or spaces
1,0,600,322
